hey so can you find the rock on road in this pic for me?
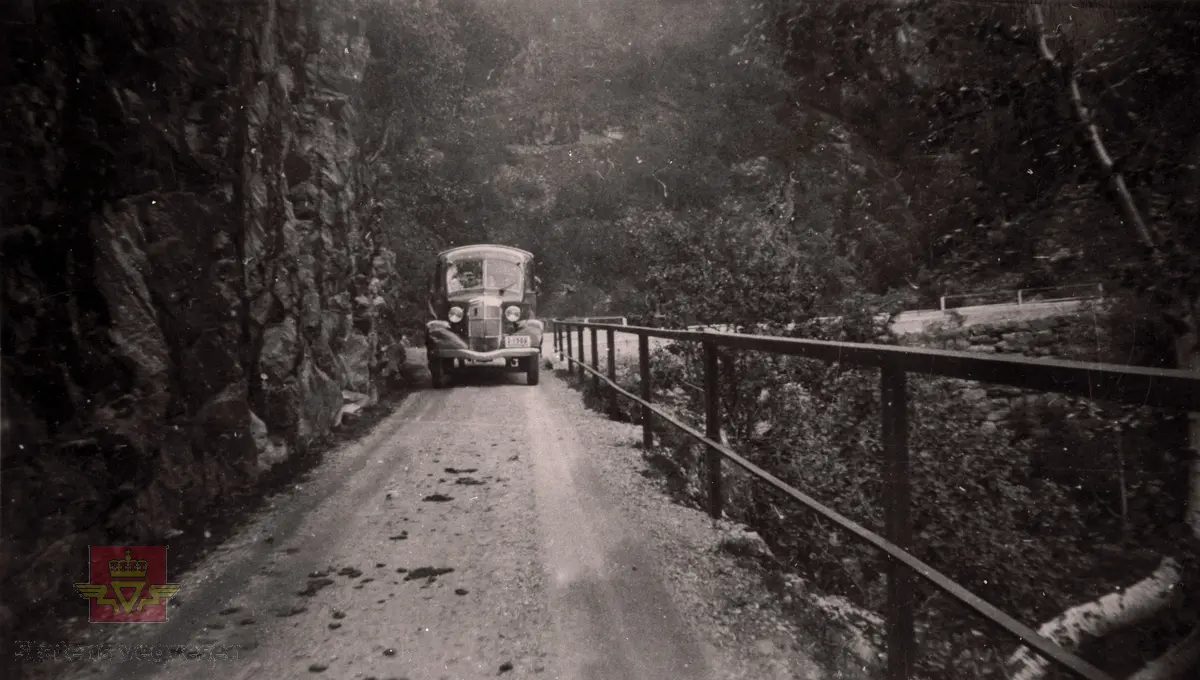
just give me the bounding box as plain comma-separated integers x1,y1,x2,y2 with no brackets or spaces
50,362,820,680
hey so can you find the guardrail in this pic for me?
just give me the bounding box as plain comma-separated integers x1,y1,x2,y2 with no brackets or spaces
550,318,1200,680
938,283,1104,311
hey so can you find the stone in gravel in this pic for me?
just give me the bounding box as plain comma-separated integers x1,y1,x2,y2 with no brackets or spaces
717,525,775,560
218,606,242,616
284,547,301,554
332,610,346,619
308,663,327,672
361,578,374,583
423,494,453,502
445,467,478,474
507,454,519,461
403,566,454,582
297,578,335,596
438,478,447,484
455,477,486,486
383,648,396,656
499,661,514,674
207,622,226,630
239,618,256,626
328,622,341,630
389,532,409,540
395,568,408,574
309,569,331,578
338,567,363,578
454,588,469,596
276,606,307,617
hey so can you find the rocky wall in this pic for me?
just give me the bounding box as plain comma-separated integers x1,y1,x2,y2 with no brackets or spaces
899,302,1113,361
892,304,1104,430
897,303,1116,428
0,0,402,643
895,301,1165,487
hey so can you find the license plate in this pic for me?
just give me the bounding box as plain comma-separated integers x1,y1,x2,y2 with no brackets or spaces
505,335,531,348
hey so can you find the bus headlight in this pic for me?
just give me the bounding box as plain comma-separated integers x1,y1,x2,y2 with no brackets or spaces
448,306,464,323
504,306,521,322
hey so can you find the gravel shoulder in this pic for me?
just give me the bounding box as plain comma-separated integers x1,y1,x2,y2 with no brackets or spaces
540,366,825,680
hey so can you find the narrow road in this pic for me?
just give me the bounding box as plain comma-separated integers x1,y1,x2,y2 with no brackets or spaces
54,362,725,680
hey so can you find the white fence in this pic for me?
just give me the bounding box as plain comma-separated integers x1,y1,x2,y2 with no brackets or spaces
938,283,1104,311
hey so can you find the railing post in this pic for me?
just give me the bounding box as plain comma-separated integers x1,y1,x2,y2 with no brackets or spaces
939,296,946,311
590,327,599,392
606,328,618,418
881,365,914,680
552,322,558,356
565,325,573,375
1018,289,1024,305
576,326,584,380
638,334,652,449
703,340,723,520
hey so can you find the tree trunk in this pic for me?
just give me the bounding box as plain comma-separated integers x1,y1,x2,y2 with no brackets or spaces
1126,626,1200,680
1004,558,1184,680
1005,9,1200,680
1176,314,1200,536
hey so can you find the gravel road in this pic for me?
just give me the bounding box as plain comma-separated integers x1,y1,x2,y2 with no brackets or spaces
44,359,820,680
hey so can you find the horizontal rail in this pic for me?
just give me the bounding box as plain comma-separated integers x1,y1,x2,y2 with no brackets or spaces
557,320,704,342
565,355,1114,680
580,316,628,325
558,321,1200,411
940,283,1104,310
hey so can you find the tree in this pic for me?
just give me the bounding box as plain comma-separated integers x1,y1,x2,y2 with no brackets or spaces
1003,6,1200,680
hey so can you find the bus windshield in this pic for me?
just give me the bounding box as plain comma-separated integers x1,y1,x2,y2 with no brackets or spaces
446,257,523,300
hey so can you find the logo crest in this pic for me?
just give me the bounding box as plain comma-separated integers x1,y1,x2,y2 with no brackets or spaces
74,546,180,623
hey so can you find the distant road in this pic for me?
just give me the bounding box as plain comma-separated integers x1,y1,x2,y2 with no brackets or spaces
889,298,1095,335
556,297,1101,367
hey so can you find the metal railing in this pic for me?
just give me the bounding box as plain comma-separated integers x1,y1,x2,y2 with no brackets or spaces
579,315,628,325
550,318,1200,680
938,283,1105,311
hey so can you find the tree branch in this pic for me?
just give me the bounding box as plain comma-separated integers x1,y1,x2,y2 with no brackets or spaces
1029,5,1159,253
366,110,398,166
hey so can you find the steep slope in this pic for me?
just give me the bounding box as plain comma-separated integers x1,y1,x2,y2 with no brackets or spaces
0,0,402,647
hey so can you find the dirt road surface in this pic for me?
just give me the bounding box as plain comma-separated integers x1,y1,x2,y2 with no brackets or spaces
41,361,820,680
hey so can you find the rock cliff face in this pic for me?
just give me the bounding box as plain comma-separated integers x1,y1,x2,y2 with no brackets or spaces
0,0,402,641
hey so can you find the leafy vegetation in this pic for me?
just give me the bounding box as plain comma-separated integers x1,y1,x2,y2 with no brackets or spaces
353,0,1200,677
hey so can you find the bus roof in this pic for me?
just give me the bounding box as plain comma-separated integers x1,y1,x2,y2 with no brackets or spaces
437,244,533,261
